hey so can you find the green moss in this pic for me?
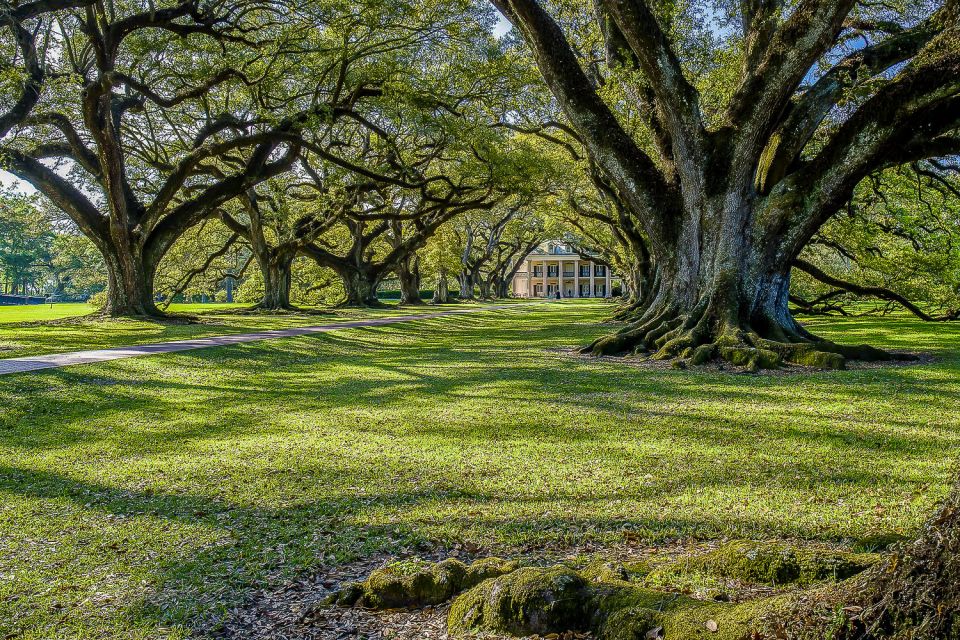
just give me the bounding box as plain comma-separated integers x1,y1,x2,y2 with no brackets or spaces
448,566,591,636
361,558,467,608
657,593,794,640
690,344,715,365
462,557,519,589
596,605,660,640
652,541,876,587
718,347,754,367
622,560,654,578
791,349,846,369
581,560,629,583
590,582,790,640
329,556,519,611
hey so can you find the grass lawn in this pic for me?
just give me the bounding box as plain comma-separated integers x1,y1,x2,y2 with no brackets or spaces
0,302,98,324
0,300,958,638
0,301,519,358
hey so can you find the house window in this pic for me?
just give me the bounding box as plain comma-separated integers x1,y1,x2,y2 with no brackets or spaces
594,265,606,277
580,284,591,297
534,284,543,296
547,265,559,277
595,284,606,297
533,266,543,276
579,265,591,277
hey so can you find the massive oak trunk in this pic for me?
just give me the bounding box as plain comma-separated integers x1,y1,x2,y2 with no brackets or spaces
397,253,423,305
337,266,382,307
257,252,295,311
492,0,957,369
103,248,158,316
584,194,891,371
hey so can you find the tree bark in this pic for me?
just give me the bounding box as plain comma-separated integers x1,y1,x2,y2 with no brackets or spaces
583,195,892,371
101,235,160,316
458,272,475,300
492,0,959,369
258,252,295,310
397,253,424,305
432,271,451,304
339,267,382,307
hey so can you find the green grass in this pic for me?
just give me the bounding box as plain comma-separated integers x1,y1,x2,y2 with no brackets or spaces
0,302,97,323
0,300,958,639
0,300,517,358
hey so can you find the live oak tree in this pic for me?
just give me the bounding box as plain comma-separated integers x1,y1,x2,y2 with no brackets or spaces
454,203,549,299
493,0,960,370
298,98,549,306
154,218,246,306
0,0,304,316
487,208,549,298
218,165,364,310
213,0,493,310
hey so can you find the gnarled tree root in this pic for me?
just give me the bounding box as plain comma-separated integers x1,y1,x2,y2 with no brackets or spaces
323,542,887,639
581,303,901,371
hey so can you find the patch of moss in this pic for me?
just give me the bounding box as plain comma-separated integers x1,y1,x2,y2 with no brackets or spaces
596,605,660,640
328,556,519,611
791,349,846,369
448,565,591,636
581,560,629,583
690,344,715,365
463,557,519,589
652,541,877,587
622,560,655,578
590,582,790,640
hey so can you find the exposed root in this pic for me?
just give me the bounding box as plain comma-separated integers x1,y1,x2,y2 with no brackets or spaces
324,542,882,639
582,303,900,371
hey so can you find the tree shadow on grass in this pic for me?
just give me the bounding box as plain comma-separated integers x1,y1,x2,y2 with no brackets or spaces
0,463,860,637
0,309,958,636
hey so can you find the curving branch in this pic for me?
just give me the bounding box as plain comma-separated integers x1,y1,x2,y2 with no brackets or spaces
793,258,958,322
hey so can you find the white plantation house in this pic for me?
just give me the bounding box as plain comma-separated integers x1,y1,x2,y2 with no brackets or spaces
511,242,620,298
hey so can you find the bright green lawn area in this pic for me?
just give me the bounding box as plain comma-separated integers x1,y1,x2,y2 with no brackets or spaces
0,302,97,323
1,300,958,638
0,301,516,358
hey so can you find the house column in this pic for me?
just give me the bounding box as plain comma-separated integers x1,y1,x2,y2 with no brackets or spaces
589,262,595,298
542,260,547,297
574,259,579,298
605,268,611,297
527,258,533,298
